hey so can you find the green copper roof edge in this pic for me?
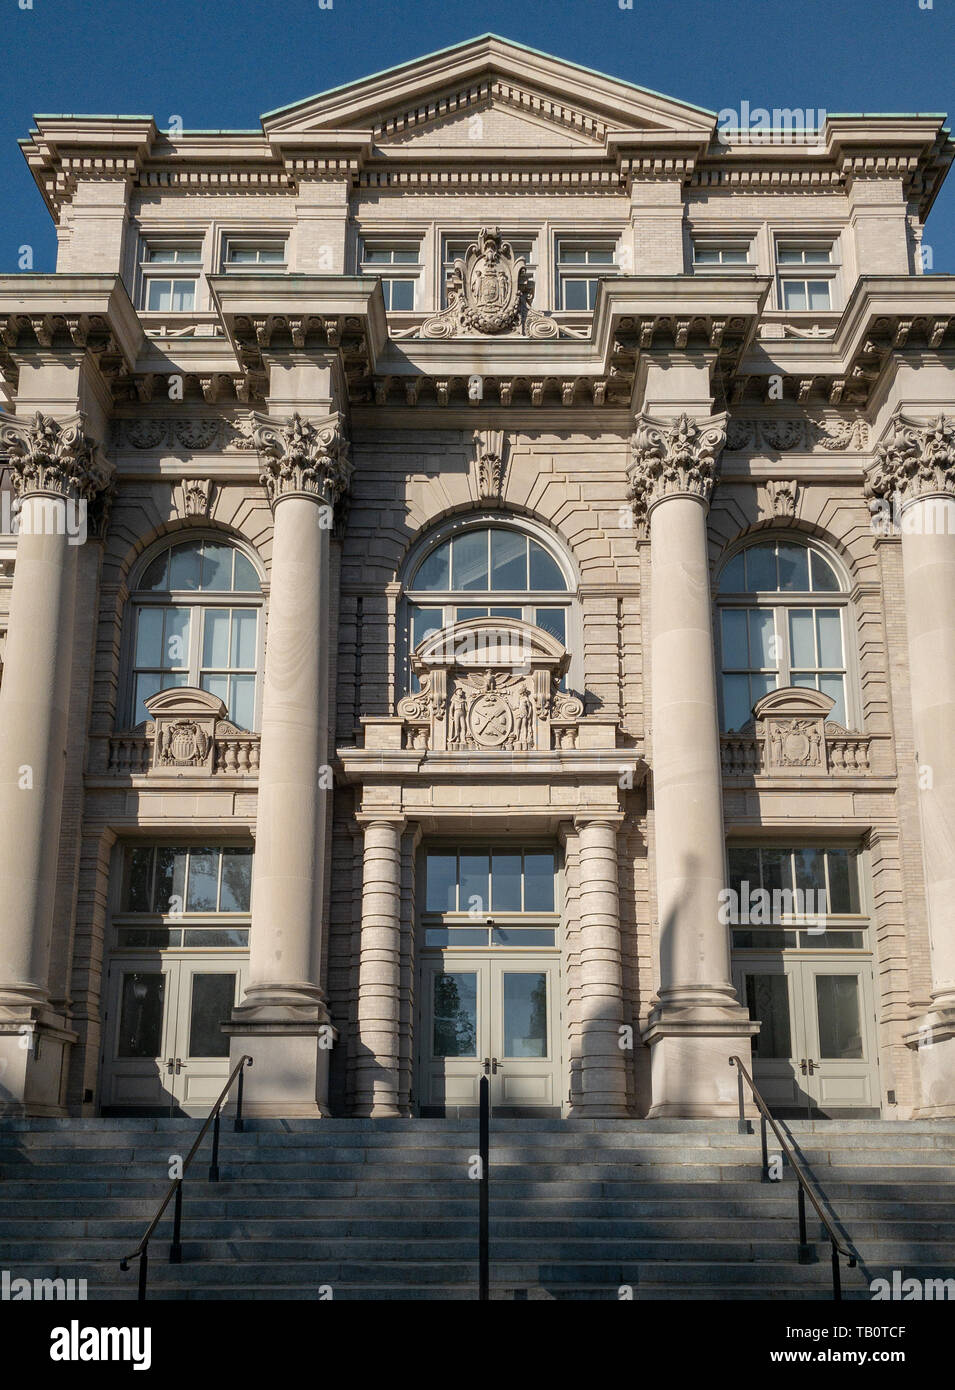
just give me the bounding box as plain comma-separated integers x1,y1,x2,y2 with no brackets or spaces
259,32,717,121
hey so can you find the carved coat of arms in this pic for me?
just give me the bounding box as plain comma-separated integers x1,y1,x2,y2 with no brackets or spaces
420,227,559,340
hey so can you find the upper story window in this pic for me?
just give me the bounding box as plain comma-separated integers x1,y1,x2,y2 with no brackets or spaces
441,234,537,308
555,239,617,310
717,538,849,732
140,243,203,312
222,239,286,271
775,241,837,311
360,242,421,310
127,538,263,731
403,521,573,693
693,241,752,270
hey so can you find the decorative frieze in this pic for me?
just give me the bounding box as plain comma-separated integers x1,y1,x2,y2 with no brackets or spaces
627,412,727,532
865,410,955,504
114,417,257,451
252,411,352,508
0,411,112,502
725,416,869,453
420,227,559,340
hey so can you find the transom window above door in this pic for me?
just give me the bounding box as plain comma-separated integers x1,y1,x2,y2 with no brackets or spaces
423,847,558,947
404,524,573,692
127,538,262,730
717,538,850,732
727,844,865,950
116,843,253,948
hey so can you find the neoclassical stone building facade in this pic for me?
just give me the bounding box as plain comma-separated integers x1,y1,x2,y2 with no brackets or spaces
1,35,955,1123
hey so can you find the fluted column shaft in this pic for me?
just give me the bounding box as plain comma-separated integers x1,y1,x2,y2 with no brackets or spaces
354,818,405,1117
575,818,629,1116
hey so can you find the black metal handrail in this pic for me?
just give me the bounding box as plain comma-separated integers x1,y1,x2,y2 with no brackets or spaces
729,1055,856,1299
119,1054,253,1300
478,1074,489,1301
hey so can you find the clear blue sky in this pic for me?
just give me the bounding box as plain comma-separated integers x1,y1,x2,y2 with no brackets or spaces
2,0,953,272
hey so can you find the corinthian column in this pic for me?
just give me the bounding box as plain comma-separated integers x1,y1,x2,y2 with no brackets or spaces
226,411,351,1117
0,412,111,1115
866,411,955,1116
629,413,757,1117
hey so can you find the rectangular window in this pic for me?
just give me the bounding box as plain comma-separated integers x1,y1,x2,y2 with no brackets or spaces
222,239,287,271
555,240,617,311
424,847,557,921
776,241,836,312
727,845,864,951
692,241,752,270
140,243,202,312
360,242,421,311
121,845,253,915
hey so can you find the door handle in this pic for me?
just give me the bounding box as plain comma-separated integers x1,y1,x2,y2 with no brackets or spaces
166,1057,183,1075
799,1058,817,1076
482,1057,500,1075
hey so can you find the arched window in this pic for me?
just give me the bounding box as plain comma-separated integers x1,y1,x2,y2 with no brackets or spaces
402,521,573,692
716,537,850,733
126,537,263,730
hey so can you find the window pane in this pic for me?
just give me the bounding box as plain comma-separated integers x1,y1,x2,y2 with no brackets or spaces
168,543,201,591
816,610,843,668
425,928,489,947
807,281,831,310
745,544,777,592
135,607,164,667
721,249,749,263
134,673,160,725
793,847,826,896
750,671,778,706
414,542,450,591
744,975,792,1058
523,852,555,912
789,609,816,669
170,280,196,312
560,245,587,264
201,672,230,707
233,552,260,592
777,543,810,591
389,279,415,311
816,975,863,1059
694,247,720,264
452,531,489,591
433,973,478,1057
804,248,831,264
201,543,233,591
220,848,253,911
426,853,457,912
125,848,154,911
489,607,522,620
782,281,807,311
819,674,847,727
490,529,526,590
186,850,220,912
587,248,615,264
188,974,235,1057
230,674,255,731
363,248,394,265
502,973,548,1058
147,246,178,263
760,848,789,895
810,550,840,592
154,848,188,914
459,852,490,915
749,609,776,668
719,552,745,591
826,850,855,914
162,608,190,669
392,248,419,264
231,610,258,668
562,279,590,310
118,973,165,1059
492,927,556,946
146,281,171,312
721,610,749,668
777,248,804,264
456,607,488,623
139,552,168,590
535,608,566,645
529,541,566,590
727,846,761,901
202,609,230,668
722,673,751,732
412,607,443,648
491,852,522,911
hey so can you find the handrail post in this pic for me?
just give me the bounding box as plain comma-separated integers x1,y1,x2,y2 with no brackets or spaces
479,1074,489,1302
797,1176,811,1264
138,1247,148,1302
170,1179,183,1264
735,1059,747,1134
831,1240,842,1301
760,1114,769,1181
235,1055,249,1133
210,1109,221,1183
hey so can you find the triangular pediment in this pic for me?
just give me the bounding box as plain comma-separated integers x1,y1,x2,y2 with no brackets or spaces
261,34,716,144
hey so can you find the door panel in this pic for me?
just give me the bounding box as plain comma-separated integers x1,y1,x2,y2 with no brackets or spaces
804,964,876,1109
177,961,244,1109
734,962,807,1111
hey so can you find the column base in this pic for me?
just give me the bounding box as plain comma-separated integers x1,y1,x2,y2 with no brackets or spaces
225,1006,338,1119
642,991,759,1119
906,1008,955,1118
0,1004,77,1118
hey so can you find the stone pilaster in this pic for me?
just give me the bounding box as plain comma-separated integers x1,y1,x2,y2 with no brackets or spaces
572,817,629,1116
630,412,758,1117
0,412,111,1115
354,817,406,1117
866,411,955,1116
226,410,351,1117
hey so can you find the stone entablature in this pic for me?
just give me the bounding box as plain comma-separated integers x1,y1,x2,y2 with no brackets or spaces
720,686,872,778
394,618,584,752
